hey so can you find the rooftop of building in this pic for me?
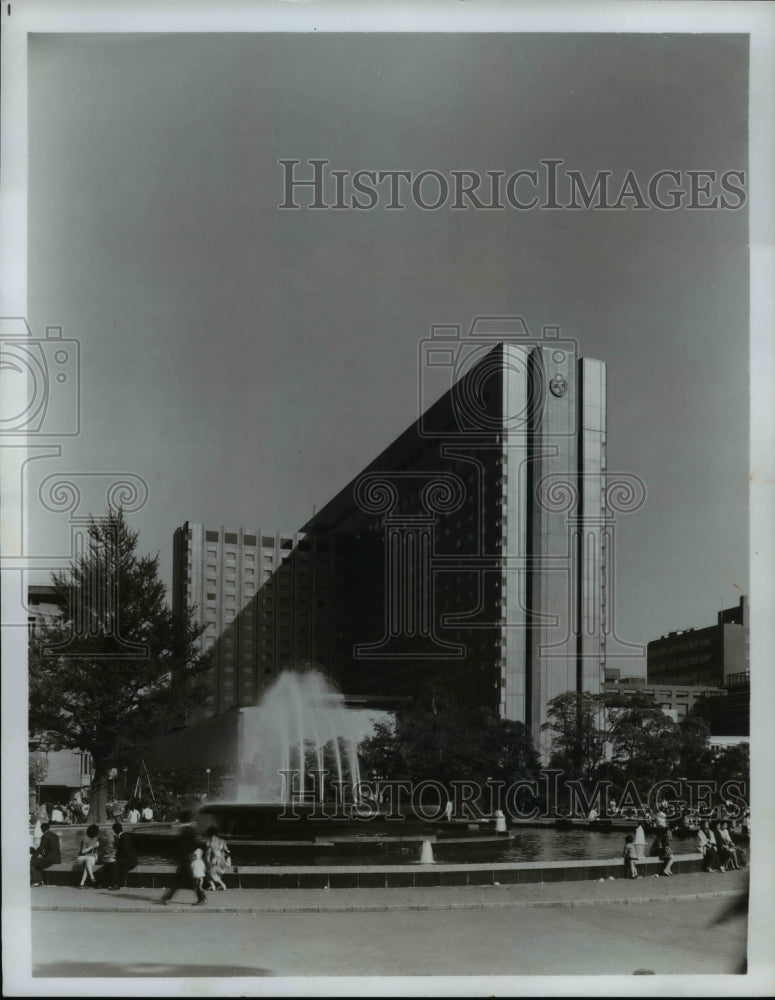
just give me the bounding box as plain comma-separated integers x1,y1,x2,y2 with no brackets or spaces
650,595,748,642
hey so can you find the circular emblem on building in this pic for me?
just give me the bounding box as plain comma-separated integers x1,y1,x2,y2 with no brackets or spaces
549,373,567,397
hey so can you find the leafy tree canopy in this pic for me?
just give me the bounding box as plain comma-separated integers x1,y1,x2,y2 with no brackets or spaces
29,510,211,818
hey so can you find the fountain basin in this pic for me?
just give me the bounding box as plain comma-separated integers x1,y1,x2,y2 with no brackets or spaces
40,853,708,889
196,801,509,842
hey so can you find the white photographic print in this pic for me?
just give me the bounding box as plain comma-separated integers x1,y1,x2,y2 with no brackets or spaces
2,1,774,996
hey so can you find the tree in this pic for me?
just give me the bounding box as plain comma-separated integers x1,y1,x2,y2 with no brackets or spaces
711,742,749,789
359,719,406,782
542,691,607,781
677,715,715,780
358,704,540,810
604,691,682,789
29,510,211,820
29,752,49,800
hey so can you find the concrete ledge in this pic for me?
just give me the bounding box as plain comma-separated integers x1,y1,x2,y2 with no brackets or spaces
41,854,706,889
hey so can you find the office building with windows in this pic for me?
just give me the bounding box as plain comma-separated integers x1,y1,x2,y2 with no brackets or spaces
647,596,749,688
172,522,332,718
302,325,611,754
169,324,614,756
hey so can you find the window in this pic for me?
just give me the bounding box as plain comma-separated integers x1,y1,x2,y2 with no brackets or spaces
206,531,219,542
243,534,257,546
225,532,238,544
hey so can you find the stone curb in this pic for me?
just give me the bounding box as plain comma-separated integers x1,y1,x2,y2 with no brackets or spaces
32,888,740,915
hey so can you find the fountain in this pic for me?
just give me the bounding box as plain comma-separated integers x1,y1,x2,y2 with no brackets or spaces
108,671,715,886
236,670,369,803
199,668,386,838
135,667,523,863
419,840,435,864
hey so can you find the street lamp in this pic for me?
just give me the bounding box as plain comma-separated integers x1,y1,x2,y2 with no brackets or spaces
205,768,211,797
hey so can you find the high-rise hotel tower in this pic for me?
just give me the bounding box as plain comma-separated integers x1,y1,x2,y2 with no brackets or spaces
171,320,613,755
303,319,609,752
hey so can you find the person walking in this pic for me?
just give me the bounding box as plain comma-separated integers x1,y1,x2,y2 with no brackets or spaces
190,848,207,899
204,826,231,891
160,816,207,906
30,823,61,886
77,824,100,887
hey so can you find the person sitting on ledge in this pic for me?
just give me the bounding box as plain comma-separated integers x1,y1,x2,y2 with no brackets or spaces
697,820,723,872
31,823,61,886
715,821,741,871
77,824,100,888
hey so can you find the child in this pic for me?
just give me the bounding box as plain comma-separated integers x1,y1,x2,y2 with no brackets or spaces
623,834,638,879
658,828,674,876
190,848,206,900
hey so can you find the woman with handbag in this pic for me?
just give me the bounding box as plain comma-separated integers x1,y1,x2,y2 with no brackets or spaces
77,824,100,887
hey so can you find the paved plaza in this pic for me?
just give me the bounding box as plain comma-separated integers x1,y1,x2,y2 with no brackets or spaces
26,870,749,981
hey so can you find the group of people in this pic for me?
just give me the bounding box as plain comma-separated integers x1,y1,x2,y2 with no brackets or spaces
696,819,744,873
29,819,139,888
76,821,139,889
123,802,154,824
160,823,232,906
35,800,90,825
623,826,675,879
622,816,745,880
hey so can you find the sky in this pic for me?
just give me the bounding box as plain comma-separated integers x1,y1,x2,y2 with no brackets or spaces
23,30,750,675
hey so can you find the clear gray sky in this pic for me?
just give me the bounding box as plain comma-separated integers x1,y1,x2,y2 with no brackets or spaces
26,32,749,673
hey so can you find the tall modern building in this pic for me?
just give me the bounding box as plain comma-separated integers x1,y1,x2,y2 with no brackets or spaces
302,322,610,753
172,522,332,718
170,322,613,756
